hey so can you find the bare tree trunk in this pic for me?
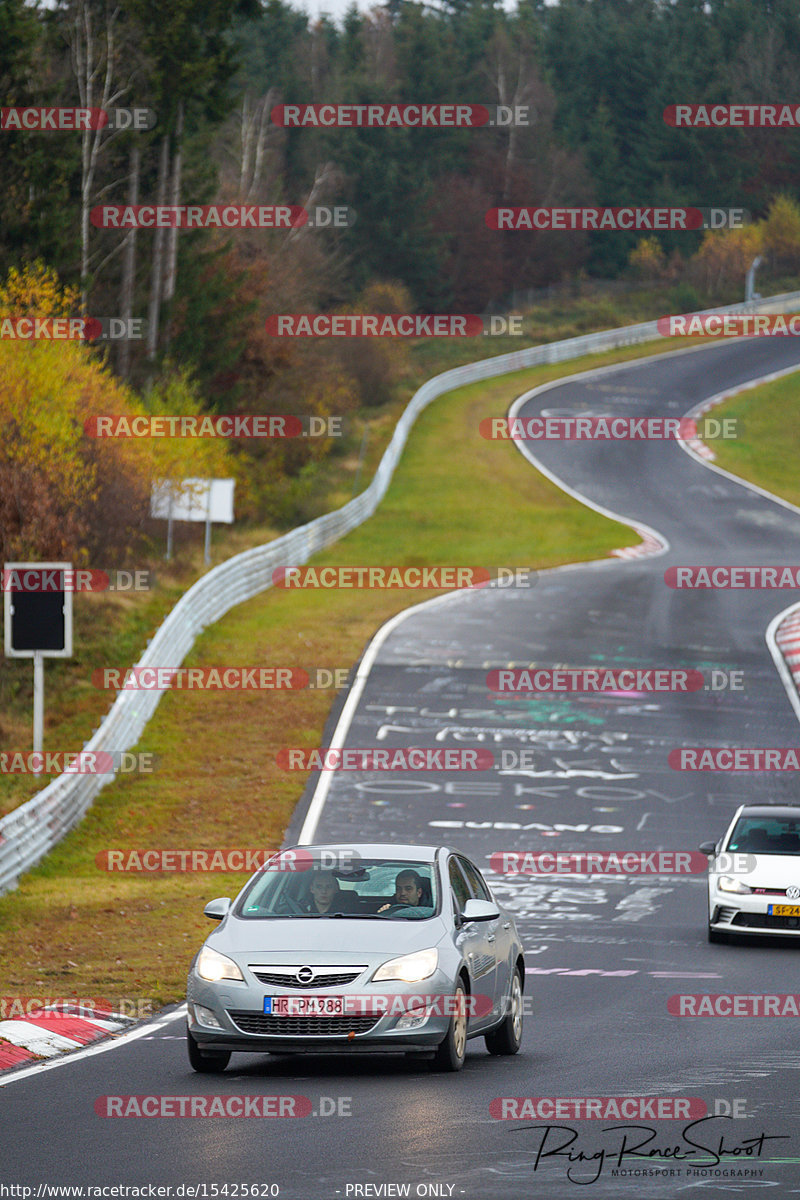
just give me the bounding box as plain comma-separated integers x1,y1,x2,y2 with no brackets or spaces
70,0,122,309
239,89,277,198
117,143,139,378
288,161,339,242
146,134,170,363
486,30,540,205
163,99,184,307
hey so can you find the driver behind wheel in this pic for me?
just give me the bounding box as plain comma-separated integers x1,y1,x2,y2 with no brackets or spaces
377,868,425,912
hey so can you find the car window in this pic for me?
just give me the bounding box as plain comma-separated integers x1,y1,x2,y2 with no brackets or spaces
457,855,492,902
448,857,471,914
236,857,438,919
727,817,800,856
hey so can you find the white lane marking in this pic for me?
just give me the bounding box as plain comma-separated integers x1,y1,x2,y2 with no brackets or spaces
0,1007,186,1089
300,342,800,843
675,363,800,729
0,344,724,1082
677,363,800,521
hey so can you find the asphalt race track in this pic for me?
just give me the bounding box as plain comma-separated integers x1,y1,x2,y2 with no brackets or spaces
4,337,800,1198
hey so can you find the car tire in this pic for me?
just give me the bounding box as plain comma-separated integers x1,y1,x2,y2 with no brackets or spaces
485,967,523,1056
708,926,727,944
187,1028,231,1073
430,981,468,1073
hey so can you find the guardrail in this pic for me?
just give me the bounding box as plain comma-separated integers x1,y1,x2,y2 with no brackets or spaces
2,290,800,894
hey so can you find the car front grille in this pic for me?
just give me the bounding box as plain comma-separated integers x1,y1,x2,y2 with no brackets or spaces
228,1010,379,1036
250,969,363,988
731,912,800,931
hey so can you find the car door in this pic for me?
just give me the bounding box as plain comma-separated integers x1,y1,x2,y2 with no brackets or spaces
448,856,499,1029
457,853,513,1005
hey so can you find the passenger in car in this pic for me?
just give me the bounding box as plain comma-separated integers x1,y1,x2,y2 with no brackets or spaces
305,872,344,913
303,871,361,914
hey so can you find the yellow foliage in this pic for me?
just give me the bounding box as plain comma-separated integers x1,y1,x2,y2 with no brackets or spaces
628,237,667,279
692,224,763,291
0,264,234,560
761,194,800,271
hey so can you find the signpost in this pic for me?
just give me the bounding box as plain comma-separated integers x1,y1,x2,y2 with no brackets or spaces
3,562,74,775
150,479,235,564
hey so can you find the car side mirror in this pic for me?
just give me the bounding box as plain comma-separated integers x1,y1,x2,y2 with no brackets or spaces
698,841,718,857
462,898,500,922
204,897,231,920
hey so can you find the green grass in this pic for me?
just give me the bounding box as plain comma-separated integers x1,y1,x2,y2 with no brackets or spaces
0,338,689,1009
708,369,800,506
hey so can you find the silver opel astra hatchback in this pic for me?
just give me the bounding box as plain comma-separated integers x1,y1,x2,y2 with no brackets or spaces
187,843,525,1072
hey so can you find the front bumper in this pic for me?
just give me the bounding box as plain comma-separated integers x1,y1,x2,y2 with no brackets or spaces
710,894,800,936
187,969,466,1054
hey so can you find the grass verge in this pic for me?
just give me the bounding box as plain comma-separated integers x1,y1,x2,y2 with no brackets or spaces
0,336,711,1009
707,368,800,507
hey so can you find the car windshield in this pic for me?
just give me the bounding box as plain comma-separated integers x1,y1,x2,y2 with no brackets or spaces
236,855,439,919
727,816,800,856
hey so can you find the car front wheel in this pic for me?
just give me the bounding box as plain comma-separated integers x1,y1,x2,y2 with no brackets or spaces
485,968,523,1055
187,1028,231,1073
430,982,467,1072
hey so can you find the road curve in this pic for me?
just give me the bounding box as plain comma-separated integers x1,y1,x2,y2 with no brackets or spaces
4,336,800,1198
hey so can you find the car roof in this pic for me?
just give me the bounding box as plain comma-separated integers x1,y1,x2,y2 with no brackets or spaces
284,843,443,862
734,806,800,819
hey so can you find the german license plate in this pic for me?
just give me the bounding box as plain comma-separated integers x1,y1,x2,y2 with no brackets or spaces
264,995,344,1016
768,905,800,917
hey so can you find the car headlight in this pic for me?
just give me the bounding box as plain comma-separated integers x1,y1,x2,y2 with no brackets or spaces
717,875,752,895
373,948,439,983
196,945,244,982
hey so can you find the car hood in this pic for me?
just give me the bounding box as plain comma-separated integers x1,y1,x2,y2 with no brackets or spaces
715,854,800,888
210,914,448,958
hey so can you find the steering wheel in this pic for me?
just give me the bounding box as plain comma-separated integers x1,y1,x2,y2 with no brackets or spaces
379,903,413,915
275,894,305,915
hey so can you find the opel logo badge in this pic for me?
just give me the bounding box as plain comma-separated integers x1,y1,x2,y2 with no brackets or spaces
297,965,314,983
786,886,800,899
